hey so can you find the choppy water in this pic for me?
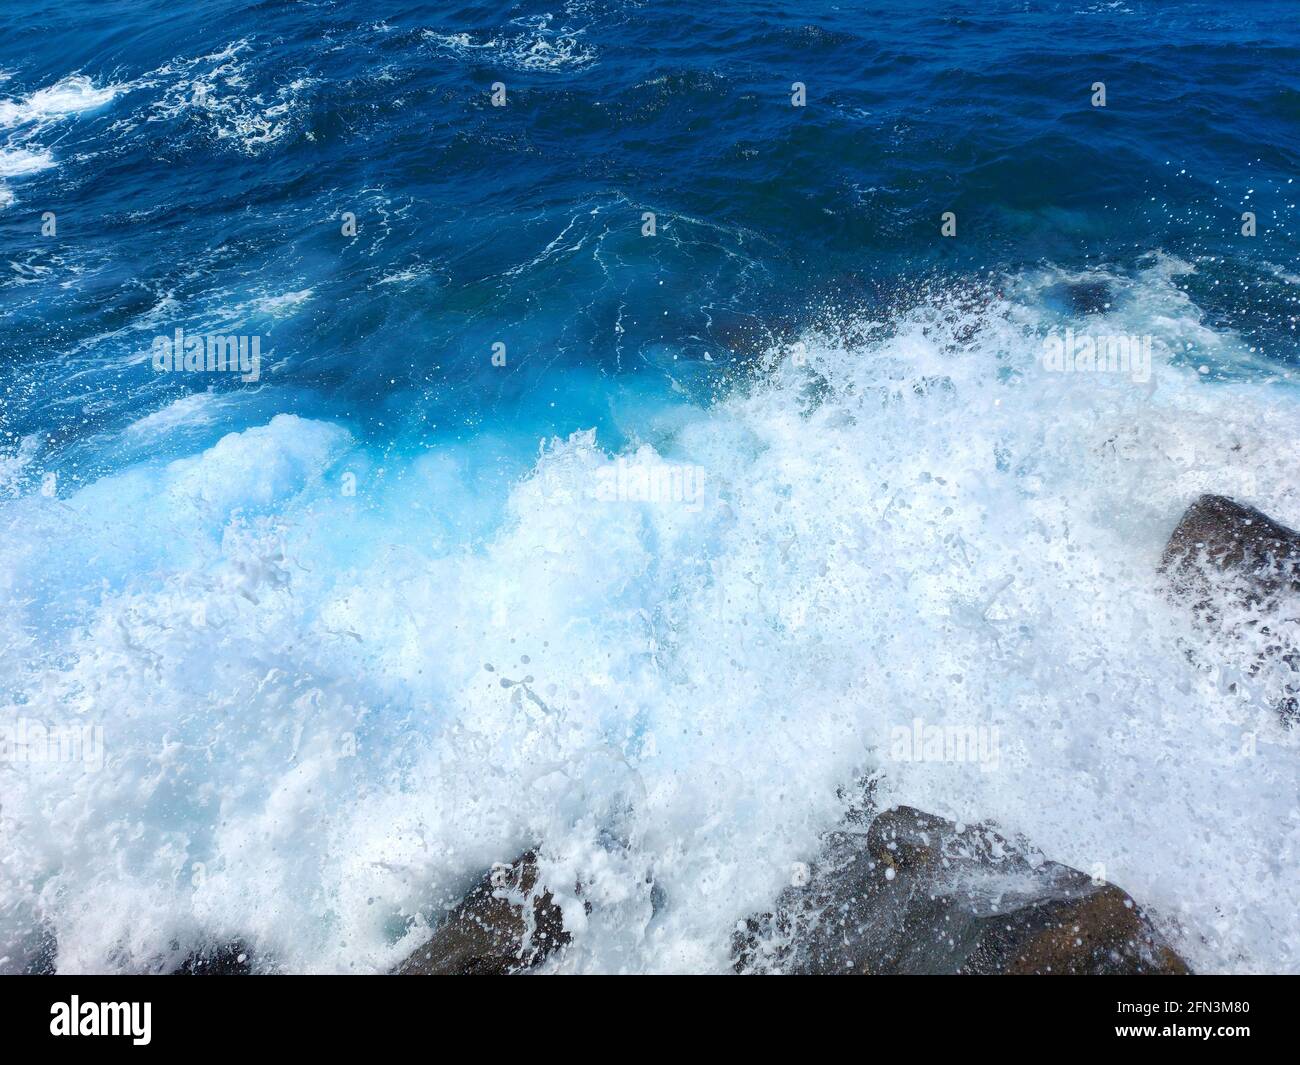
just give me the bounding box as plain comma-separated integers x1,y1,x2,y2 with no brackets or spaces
1,1,1298,973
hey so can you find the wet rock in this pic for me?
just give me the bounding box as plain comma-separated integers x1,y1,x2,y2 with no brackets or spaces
174,940,256,975
6,923,59,975
394,852,570,975
1161,494,1300,609
1044,279,1111,316
1064,280,1111,315
1160,494,1300,722
734,806,1189,975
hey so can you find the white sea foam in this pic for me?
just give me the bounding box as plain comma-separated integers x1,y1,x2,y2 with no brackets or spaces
243,288,313,317
1,265,1297,974
422,14,597,73
122,393,238,442
134,42,312,154
0,75,125,128
0,434,40,496
0,147,54,177
0,75,126,190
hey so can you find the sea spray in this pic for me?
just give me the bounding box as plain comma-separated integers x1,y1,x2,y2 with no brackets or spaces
2,267,1296,974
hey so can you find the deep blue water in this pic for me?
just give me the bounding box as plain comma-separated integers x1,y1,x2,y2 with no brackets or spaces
2,0,1297,483
2,2,1300,974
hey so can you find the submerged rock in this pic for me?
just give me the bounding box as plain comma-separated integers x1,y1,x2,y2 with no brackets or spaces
734,806,1189,975
174,940,256,975
394,852,569,975
1041,279,1111,317
708,310,799,364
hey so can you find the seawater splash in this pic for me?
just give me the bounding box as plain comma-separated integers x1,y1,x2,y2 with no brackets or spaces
0,74,126,205
0,74,125,132
421,12,599,73
1,266,1297,973
0,147,52,179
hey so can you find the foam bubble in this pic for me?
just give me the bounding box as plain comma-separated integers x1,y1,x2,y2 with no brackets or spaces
422,14,598,73
0,75,125,128
0,147,54,178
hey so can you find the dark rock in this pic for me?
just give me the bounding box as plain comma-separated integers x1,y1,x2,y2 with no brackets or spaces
1045,280,1111,316
13,923,59,975
174,940,256,975
394,852,570,975
1160,494,1300,723
1064,280,1112,315
1161,494,1300,608
734,806,1189,975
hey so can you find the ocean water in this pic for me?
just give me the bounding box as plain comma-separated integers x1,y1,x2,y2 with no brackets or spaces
0,0,1298,974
